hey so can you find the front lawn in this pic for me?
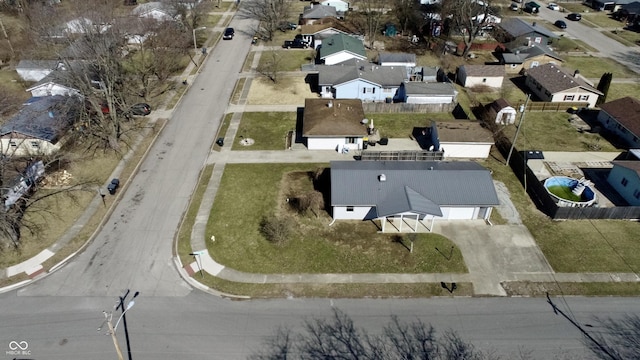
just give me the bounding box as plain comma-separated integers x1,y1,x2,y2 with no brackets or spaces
207,163,467,274
257,49,314,71
562,56,637,78
606,82,640,102
233,112,297,150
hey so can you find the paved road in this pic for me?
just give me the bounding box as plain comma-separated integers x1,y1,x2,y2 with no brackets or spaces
3,290,636,359
534,7,640,74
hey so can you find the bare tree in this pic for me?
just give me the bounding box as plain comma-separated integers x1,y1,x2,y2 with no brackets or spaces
296,191,323,217
351,0,386,48
392,0,421,35
250,308,492,359
256,49,284,83
584,314,640,360
259,215,294,246
242,0,292,41
440,0,493,57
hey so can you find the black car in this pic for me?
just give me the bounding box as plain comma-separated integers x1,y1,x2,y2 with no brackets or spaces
278,22,298,31
223,27,234,40
131,103,151,116
107,178,120,195
282,38,309,49
554,20,567,29
567,13,582,21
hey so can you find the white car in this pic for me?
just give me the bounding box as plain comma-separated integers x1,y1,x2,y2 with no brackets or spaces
548,3,560,10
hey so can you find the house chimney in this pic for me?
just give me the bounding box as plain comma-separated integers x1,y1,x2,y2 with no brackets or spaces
532,22,536,26
573,69,580,77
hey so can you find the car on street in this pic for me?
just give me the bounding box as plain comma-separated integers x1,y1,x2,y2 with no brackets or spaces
567,12,582,20
279,22,298,31
107,178,120,195
554,20,567,29
548,2,559,10
131,103,151,116
223,27,234,40
510,2,519,10
282,38,309,49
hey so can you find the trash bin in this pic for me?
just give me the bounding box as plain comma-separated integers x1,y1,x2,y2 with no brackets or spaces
216,138,224,146
363,142,368,150
379,137,389,146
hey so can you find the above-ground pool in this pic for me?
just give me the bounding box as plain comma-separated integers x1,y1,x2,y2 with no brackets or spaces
543,176,597,207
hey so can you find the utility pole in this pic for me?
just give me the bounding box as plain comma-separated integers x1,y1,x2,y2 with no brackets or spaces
102,311,125,360
116,289,139,360
506,94,530,166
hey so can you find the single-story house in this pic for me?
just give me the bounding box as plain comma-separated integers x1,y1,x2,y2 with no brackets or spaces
498,43,563,74
299,21,360,49
329,160,500,228
457,65,505,88
395,82,458,105
0,96,80,156
525,63,603,108
321,0,349,12
317,59,407,101
413,120,494,158
317,33,367,65
15,60,61,82
301,4,339,25
132,1,177,21
26,71,82,98
495,18,559,49
597,96,640,148
302,98,369,151
486,98,517,125
377,52,416,68
606,160,640,205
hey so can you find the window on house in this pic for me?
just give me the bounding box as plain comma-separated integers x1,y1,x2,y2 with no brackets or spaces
482,78,487,83
578,95,589,101
634,189,640,199
9,141,16,147
31,141,39,148
563,95,575,101
534,37,542,43
621,177,628,186
346,137,357,144
530,61,540,68
346,206,354,212
544,91,551,97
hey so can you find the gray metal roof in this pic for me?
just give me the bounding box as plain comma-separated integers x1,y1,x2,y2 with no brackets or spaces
402,82,457,96
16,60,59,70
330,161,500,210
317,58,407,86
378,52,416,65
303,4,338,19
376,186,443,217
499,17,558,39
0,96,80,142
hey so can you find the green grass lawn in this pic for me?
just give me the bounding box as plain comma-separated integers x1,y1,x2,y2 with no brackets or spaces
562,56,637,78
233,112,297,150
257,50,314,72
606,83,640,101
365,113,457,138
582,12,626,28
206,163,467,274
604,29,640,46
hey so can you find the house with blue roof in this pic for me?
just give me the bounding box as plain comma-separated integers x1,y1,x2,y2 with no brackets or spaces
317,33,367,65
0,96,81,156
330,160,499,231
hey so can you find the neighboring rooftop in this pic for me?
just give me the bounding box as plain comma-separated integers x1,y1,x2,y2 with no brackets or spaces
302,98,368,137
527,63,603,94
599,96,640,136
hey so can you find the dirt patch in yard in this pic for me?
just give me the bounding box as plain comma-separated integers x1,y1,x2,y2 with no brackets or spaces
246,76,317,105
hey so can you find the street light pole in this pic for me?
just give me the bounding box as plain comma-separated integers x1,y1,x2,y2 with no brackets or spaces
506,94,530,166
102,311,125,360
116,289,139,360
193,26,206,50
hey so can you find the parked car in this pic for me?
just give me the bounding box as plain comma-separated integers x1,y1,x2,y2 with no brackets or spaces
282,38,309,49
567,13,582,20
223,27,234,40
131,103,151,116
548,3,559,10
554,20,567,29
510,2,519,10
107,178,120,195
279,22,298,31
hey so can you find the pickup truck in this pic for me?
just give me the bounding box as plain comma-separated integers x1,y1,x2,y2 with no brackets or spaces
282,39,309,49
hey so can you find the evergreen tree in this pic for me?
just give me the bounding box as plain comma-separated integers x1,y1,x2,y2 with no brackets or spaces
596,72,613,105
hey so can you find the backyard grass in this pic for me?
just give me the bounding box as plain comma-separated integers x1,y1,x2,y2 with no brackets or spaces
606,82,640,101
233,112,297,150
257,49,315,72
206,163,468,274
562,56,637,78
366,113,457,139
501,111,618,152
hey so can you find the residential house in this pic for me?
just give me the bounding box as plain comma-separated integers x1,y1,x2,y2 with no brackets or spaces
317,59,407,101
413,120,494,158
486,98,517,125
329,161,499,228
302,98,369,151
377,52,416,68
301,4,338,25
525,63,603,108
132,2,177,21
26,71,82,98
495,18,559,50
597,97,640,148
498,43,563,74
457,65,505,88
299,21,361,49
607,160,640,205
587,0,636,11
0,96,80,156
16,60,61,82
613,1,640,23
317,33,367,65
321,0,349,12
395,82,458,105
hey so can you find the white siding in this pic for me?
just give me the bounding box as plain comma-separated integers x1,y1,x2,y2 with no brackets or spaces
29,84,80,97
441,207,476,220
17,69,52,82
550,90,598,108
0,138,60,156
333,205,373,219
406,95,455,104
307,137,363,150
323,52,365,65
463,76,503,88
440,142,492,159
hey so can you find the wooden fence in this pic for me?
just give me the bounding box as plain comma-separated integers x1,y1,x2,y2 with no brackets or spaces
362,102,455,113
360,150,444,161
521,102,590,112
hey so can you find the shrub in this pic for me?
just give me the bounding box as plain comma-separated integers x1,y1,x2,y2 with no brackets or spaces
259,215,294,246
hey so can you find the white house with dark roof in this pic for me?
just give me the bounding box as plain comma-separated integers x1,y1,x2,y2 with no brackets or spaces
301,4,339,25
316,58,407,101
597,97,640,148
496,17,559,49
330,161,499,230
377,52,417,68
395,82,458,104
0,96,80,156
607,160,640,205
321,0,349,12
499,43,563,74
16,60,61,82
525,63,602,107
317,33,367,65
413,121,494,158
302,98,369,151
26,71,82,98
457,65,505,88
132,1,177,21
